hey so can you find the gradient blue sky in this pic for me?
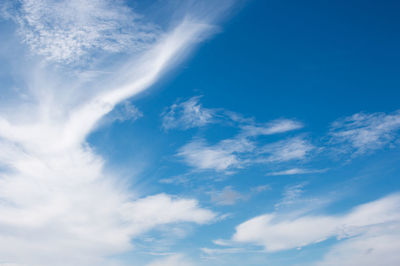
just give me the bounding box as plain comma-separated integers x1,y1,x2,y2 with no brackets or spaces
0,0,400,265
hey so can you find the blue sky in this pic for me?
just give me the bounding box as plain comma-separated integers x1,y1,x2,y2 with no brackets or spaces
0,0,400,265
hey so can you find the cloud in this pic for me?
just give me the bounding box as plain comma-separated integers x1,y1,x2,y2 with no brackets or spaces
171,104,307,172
329,110,400,155
271,183,331,216
177,136,313,173
0,0,231,265
177,137,252,171
209,186,245,206
260,137,315,163
4,0,159,64
231,194,400,254
0,144,216,265
100,101,143,126
315,223,400,266
267,168,326,176
161,98,304,135
241,119,303,137
201,247,245,255
162,96,215,130
162,97,306,172
251,185,271,193
146,254,195,266
273,183,306,209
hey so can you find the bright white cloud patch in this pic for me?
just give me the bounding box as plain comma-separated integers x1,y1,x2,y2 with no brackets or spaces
231,194,400,256
5,0,158,63
329,110,400,155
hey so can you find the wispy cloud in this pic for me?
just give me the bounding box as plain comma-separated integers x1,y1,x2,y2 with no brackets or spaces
329,110,400,155
231,194,400,253
162,96,215,130
178,136,314,172
209,186,246,206
260,137,315,163
0,0,232,264
241,119,303,137
272,183,331,215
100,100,143,126
4,0,159,64
267,168,326,176
201,247,247,255
146,254,196,266
177,137,253,171
169,99,306,172
273,183,307,209
251,184,271,193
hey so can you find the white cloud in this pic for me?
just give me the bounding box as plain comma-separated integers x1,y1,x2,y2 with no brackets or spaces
178,136,314,173
171,104,308,172
274,183,306,209
123,194,215,235
267,168,326,176
231,194,400,255
201,247,245,255
177,137,252,171
162,97,306,172
316,224,400,266
0,144,216,265
329,110,400,155
100,101,143,126
161,96,215,130
146,254,195,266
0,1,229,264
241,119,303,136
6,0,159,64
260,137,315,162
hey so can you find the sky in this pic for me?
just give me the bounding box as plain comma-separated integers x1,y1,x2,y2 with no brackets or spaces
0,0,400,265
